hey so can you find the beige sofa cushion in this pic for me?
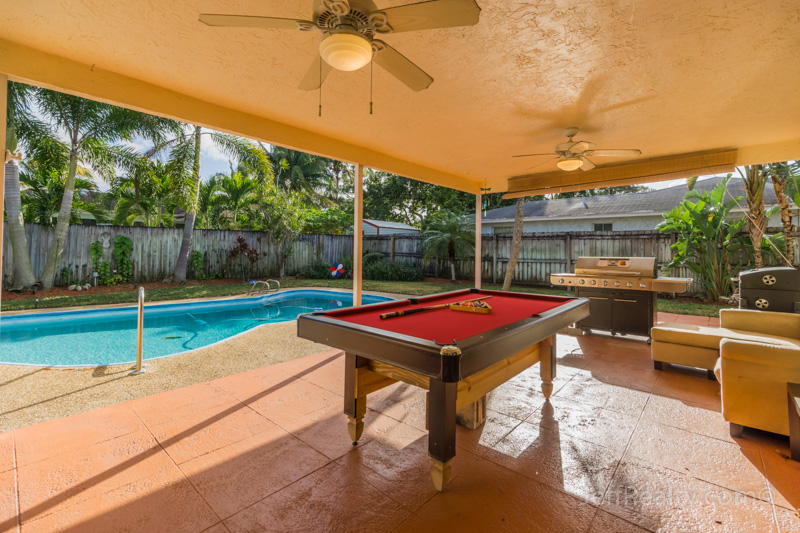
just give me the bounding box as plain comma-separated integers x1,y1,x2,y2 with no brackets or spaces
651,323,800,351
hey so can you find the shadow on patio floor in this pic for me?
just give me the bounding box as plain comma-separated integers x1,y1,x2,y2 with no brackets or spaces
1,329,798,532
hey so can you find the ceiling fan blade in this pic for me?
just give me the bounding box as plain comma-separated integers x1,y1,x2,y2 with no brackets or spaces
587,149,642,157
569,141,595,154
579,156,596,171
512,153,556,158
526,156,560,171
382,0,481,33
199,14,311,31
298,55,333,91
372,41,433,91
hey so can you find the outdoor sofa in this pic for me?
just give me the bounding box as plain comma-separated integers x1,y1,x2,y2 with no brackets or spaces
651,309,800,436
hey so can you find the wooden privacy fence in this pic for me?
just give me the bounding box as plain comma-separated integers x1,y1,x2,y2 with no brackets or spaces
3,223,797,292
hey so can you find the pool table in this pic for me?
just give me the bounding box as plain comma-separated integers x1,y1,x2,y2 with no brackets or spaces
297,288,589,490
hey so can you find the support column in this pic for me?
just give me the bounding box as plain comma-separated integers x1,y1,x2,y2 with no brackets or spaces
475,194,481,289
0,75,7,310
353,163,363,306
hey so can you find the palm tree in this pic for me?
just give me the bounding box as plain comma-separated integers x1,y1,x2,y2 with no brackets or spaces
502,198,525,291
151,126,272,282
326,158,353,206
270,146,332,204
32,88,179,288
112,160,175,227
764,162,797,265
422,211,475,282
195,175,222,229
216,170,257,227
4,81,38,289
20,163,109,226
738,165,769,269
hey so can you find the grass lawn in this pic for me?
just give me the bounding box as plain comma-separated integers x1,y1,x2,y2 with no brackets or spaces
0,278,727,317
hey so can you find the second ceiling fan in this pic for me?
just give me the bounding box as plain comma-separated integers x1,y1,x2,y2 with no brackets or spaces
514,128,642,171
200,0,481,92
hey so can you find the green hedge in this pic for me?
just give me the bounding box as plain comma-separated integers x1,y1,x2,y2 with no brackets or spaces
364,261,425,282
301,257,424,282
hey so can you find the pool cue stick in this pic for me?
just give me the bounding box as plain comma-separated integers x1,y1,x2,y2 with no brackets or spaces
379,296,492,320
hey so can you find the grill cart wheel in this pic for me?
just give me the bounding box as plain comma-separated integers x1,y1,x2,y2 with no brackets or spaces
762,275,777,285
756,298,770,309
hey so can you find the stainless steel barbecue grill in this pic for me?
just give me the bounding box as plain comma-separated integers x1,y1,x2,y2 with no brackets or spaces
551,257,692,340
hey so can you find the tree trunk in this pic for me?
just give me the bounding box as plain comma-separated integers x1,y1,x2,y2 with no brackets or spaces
4,156,37,289
449,257,456,282
742,165,768,269
40,149,79,289
502,198,524,291
772,176,796,265
172,127,202,282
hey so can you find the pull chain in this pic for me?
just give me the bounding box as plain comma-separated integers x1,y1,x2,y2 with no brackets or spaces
369,61,374,115
318,58,323,117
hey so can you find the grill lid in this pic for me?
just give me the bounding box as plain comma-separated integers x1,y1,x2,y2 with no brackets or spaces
574,257,658,278
739,267,800,290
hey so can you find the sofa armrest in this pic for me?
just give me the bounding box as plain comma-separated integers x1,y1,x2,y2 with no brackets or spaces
720,339,800,380
719,309,800,340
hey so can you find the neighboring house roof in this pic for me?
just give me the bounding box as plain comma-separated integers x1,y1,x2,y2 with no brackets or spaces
362,219,420,231
482,177,780,223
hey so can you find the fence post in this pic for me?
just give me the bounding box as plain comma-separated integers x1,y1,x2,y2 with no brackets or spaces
564,233,572,271
492,234,497,284
390,235,395,261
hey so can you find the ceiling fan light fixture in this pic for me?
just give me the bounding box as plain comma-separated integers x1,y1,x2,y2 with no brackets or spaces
557,157,583,171
319,31,373,72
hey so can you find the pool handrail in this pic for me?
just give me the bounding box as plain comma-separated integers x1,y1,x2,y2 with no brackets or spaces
248,279,281,295
133,286,146,374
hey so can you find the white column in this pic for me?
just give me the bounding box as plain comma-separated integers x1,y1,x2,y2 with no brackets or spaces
475,194,482,289
0,75,7,311
353,163,363,305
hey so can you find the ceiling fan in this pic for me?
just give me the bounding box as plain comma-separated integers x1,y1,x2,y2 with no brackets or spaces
199,0,481,92
513,127,642,171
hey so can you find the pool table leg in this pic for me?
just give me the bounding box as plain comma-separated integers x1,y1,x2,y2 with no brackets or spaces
540,335,557,399
344,352,368,445
428,378,457,491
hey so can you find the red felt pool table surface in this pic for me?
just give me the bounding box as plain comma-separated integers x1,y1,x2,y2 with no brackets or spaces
325,290,574,343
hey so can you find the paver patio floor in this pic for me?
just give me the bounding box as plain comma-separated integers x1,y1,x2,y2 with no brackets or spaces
1,326,798,532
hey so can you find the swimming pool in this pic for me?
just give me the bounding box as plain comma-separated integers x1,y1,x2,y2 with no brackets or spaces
0,290,391,367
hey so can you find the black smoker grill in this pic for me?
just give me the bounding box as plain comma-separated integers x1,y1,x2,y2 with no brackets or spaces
551,257,692,341
738,267,800,313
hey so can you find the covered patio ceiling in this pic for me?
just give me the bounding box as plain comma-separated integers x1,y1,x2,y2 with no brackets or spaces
0,0,798,194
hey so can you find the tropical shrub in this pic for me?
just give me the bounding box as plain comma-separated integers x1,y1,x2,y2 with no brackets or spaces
89,240,122,286
302,259,338,279
113,235,134,283
229,235,264,280
657,176,750,301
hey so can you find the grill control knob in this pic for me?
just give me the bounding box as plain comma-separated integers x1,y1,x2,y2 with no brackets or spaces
590,279,597,285
602,280,608,286
626,282,634,287
579,279,585,285
558,278,565,284
614,281,621,287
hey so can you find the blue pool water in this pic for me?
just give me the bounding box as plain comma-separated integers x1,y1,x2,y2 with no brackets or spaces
0,290,391,367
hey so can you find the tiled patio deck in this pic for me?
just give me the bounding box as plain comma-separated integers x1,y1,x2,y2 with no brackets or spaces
1,321,798,532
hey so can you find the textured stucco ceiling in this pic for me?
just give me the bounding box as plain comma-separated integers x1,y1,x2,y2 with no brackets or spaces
1,0,799,193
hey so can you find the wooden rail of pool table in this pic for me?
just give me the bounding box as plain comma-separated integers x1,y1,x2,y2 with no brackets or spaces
356,342,547,413
348,337,553,490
